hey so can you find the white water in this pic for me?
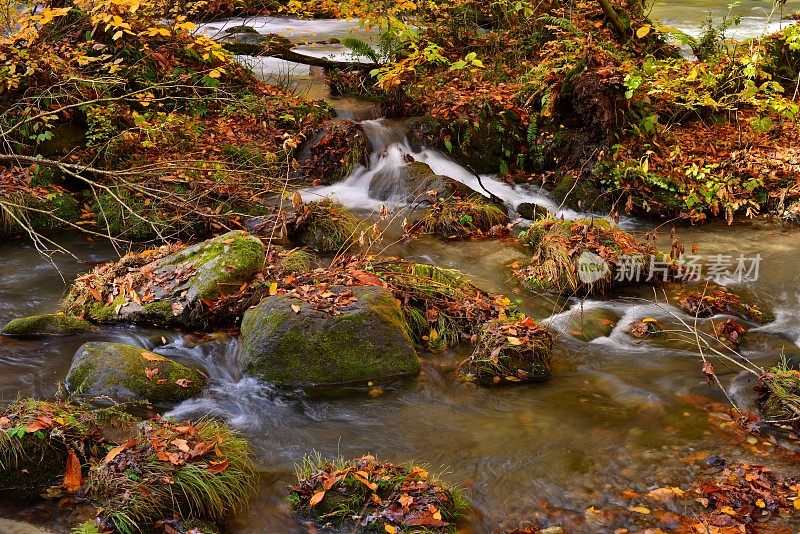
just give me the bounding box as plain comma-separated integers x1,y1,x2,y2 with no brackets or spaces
302,119,589,219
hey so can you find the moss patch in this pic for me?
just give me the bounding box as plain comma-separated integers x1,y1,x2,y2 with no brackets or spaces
1,313,97,336
291,199,360,253
239,285,419,387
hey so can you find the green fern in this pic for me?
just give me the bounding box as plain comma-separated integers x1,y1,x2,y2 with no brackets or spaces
537,15,579,35
526,118,538,145
341,37,382,64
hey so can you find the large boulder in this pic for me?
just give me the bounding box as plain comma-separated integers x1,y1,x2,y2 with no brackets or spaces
240,285,420,387
66,342,205,404
367,161,465,203
63,231,265,327
1,313,97,336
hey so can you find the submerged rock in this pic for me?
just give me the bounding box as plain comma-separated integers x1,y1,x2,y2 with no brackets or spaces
566,308,620,341
66,342,205,404
368,161,465,203
63,230,265,327
240,285,419,387
459,317,553,386
1,313,97,336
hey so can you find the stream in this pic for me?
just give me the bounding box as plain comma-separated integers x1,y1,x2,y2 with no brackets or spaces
2,7,800,534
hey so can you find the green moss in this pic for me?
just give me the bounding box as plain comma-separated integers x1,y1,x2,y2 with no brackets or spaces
277,249,315,273
67,342,205,404
293,200,360,253
160,230,265,300
415,195,508,239
240,287,419,387
552,173,610,212
87,295,128,322
1,313,97,336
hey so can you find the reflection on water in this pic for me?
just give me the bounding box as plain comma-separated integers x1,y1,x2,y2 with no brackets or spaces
3,219,800,532
651,0,800,39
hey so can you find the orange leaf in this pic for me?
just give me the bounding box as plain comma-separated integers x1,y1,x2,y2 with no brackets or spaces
171,438,190,453
208,459,230,474
144,366,159,380
103,438,135,465
141,351,165,362
89,287,103,302
63,449,82,493
309,490,325,507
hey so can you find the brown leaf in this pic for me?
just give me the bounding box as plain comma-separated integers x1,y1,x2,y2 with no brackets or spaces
175,378,193,388
144,367,159,381
63,449,82,493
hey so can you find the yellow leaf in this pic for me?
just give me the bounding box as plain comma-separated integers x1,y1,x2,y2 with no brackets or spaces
636,25,652,38
794,498,800,510
208,69,222,79
112,30,124,41
384,525,397,534
309,490,325,507
629,506,650,514
756,499,766,508
506,336,523,346
642,318,658,324
269,282,278,296
291,304,301,314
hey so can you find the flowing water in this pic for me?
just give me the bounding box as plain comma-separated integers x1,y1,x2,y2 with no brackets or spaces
3,10,800,534
651,0,800,39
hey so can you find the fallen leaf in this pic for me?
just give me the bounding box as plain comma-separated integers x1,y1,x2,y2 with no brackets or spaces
175,378,193,388
208,459,230,474
309,490,325,507
291,304,301,314
63,449,82,493
171,439,190,452
103,438,135,465
142,351,166,362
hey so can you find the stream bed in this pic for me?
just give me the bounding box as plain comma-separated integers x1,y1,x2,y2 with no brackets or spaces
2,8,800,534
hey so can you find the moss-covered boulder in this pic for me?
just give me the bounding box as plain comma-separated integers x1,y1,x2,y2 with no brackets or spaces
66,342,205,404
1,313,97,336
459,317,553,386
368,161,466,203
240,285,420,387
63,230,265,327
516,202,550,221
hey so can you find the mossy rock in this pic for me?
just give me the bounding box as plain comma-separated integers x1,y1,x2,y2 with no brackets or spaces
368,161,466,203
65,231,265,327
566,308,620,341
66,342,205,404
552,174,610,212
516,202,551,221
298,119,371,185
459,318,553,386
240,285,420,387
1,313,97,336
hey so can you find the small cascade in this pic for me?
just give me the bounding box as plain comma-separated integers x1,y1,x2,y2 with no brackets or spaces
302,118,590,219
